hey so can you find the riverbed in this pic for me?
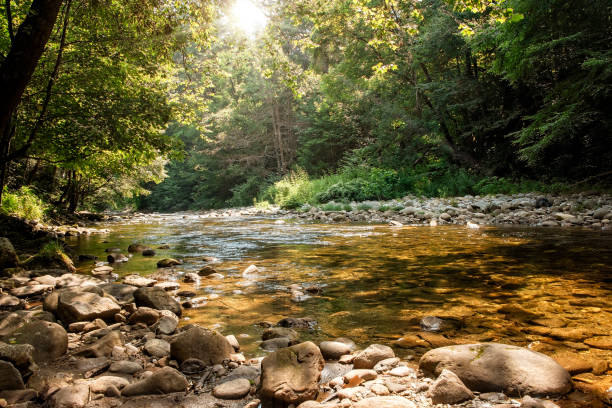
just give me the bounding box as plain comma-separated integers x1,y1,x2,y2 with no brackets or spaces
68,213,612,364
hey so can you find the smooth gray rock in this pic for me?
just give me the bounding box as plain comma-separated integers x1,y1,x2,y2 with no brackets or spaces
419,343,572,397
134,286,181,316
213,378,251,399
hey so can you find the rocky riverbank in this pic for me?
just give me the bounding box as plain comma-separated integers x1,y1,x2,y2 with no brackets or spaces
107,192,612,230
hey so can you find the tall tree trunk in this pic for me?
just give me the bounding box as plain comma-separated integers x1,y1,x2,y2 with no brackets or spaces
271,103,286,173
0,0,64,203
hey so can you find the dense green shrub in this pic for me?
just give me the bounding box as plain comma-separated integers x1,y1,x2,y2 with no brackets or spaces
0,187,47,221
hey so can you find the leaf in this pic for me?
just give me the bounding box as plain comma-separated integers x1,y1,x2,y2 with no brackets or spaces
343,375,364,388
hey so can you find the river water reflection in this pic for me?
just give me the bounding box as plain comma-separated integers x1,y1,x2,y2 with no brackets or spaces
67,213,612,363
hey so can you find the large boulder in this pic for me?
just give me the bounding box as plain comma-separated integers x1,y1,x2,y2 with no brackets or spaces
10,320,67,362
259,341,324,405
121,366,188,396
170,326,232,365
0,237,18,272
419,343,572,397
56,290,120,324
134,287,181,316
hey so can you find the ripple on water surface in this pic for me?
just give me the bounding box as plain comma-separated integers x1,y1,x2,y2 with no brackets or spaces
68,214,612,360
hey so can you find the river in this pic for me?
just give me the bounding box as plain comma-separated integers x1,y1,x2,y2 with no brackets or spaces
67,212,612,363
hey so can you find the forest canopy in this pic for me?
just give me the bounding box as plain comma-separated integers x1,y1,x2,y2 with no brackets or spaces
1,0,611,214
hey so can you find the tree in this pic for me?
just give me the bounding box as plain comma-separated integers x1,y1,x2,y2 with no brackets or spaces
0,0,64,203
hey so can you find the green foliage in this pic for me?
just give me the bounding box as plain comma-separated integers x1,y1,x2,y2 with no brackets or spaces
39,241,65,259
262,168,313,209
320,202,344,212
0,187,46,221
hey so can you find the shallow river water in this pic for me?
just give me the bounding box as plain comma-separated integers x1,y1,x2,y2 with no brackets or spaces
67,213,612,362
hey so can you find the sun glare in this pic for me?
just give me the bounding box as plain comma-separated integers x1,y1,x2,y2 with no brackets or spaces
229,0,268,37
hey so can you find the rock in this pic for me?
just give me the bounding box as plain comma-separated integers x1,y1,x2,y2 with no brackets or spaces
89,376,129,393
353,344,395,369
107,253,128,263
0,293,22,311
0,341,36,374
183,272,199,283
128,307,160,326
127,244,148,253
142,249,156,256
373,357,400,373
552,352,594,375
109,360,142,374
226,334,240,351
319,341,352,360
9,320,67,362
419,343,572,397
262,327,299,343
104,385,121,398
594,207,611,219
11,284,54,297
156,314,179,335
343,369,377,382
134,286,181,316
0,360,24,390
76,331,123,358
180,358,207,375
156,281,180,291
261,337,291,351
55,273,102,288
259,341,324,405
535,197,552,208
427,369,474,404
389,366,413,377
0,238,18,271
420,316,446,332
170,325,232,365
277,317,317,329
353,396,416,408
157,258,182,268
198,266,217,276
242,265,258,276
0,389,37,404
56,290,121,324
226,365,260,382
213,378,251,399
99,283,137,304
123,274,157,287
91,265,113,275
121,366,188,396
145,339,171,358
584,336,612,350
49,384,90,408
